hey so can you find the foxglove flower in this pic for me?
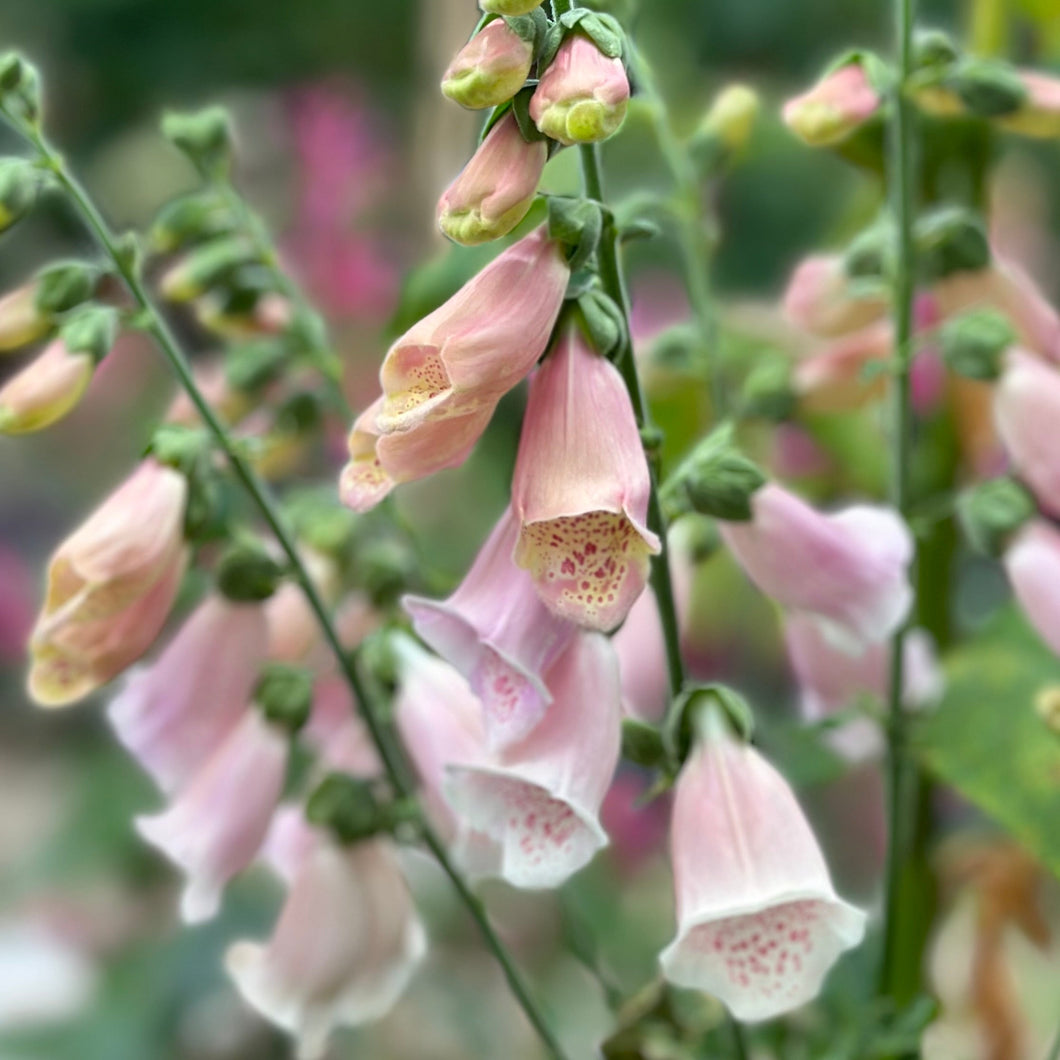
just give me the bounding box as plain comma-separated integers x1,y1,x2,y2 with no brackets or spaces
781,254,887,338
404,506,574,750
437,113,546,246
375,226,568,433
782,62,880,146
445,632,622,889
998,70,1060,138
785,613,942,761
441,19,534,110
512,327,661,631
660,708,867,1020
137,710,288,923
0,281,49,352
226,819,425,1060
339,392,499,512
0,339,95,434
28,459,189,706
109,594,269,794
995,349,1060,516
530,33,629,145
1004,520,1060,657
718,483,913,649
793,321,892,412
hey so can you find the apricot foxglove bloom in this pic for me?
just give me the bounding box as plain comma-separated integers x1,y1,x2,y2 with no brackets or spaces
718,483,913,649
530,33,629,145
512,327,661,631
781,254,888,339
660,707,867,1020
1004,521,1060,657
136,709,288,923
0,339,95,434
226,818,425,1060
785,613,942,761
28,459,189,707
441,19,534,110
437,113,546,246
375,226,568,434
995,349,1060,516
445,631,622,889
0,280,49,352
782,62,880,147
404,506,574,751
108,594,269,794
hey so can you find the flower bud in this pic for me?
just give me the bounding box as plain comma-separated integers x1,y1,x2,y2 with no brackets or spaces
939,308,1014,380
0,283,49,353
958,477,1036,557
159,238,261,303
480,0,542,14
437,113,545,245
915,207,991,282
530,34,629,146
161,106,233,179
0,53,42,125
216,541,285,603
997,70,1060,139
782,61,880,147
441,19,534,110
915,58,1028,120
0,339,94,435
0,159,41,233
254,663,313,735
662,424,767,522
692,83,760,162
150,190,234,253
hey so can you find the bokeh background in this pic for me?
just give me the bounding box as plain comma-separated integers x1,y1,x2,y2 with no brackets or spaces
1,1,1059,1057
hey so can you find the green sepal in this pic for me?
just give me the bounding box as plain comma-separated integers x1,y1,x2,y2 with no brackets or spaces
914,206,990,282
0,158,42,232
34,261,99,317
150,190,235,253
957,477,1037,557
939,308,1013,381
546,195,604,271
947,57,1028,118
663,683,755,766
621,718,669,770
58,304,118,363
255,663,313,735
541,11,627,70
0,53,42,125
215,538,284,602
576,288,626,358
306,773,387,844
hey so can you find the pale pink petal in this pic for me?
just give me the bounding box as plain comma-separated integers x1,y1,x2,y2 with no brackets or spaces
1005,520,1060,656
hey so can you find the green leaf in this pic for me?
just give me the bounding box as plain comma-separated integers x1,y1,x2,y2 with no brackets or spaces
912,606,1060,878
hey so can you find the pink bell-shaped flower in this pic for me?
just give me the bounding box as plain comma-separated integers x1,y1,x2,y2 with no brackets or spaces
136,709,288,924
512,326,661,632
28,459,189,706
660,705,867,1021
437,113,547,246
108,594,269,795
718,483,913,649
376,226,569,433
441,18,534,110
529,33,630,145
782,61,880,147
404,505,574,751
995,349,1060,517
445,631,622,889
0,339,95,435
1004,520,1060,656
781,254,888,339
225,817,426,1060
0,280,50,352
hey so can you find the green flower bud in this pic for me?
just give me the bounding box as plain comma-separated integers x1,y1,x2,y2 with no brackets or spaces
958,477,1037,557
306,773,387,844
621,717,669,770
159,238,262,302
939,308,1014,381
664,683,755,766
915,207,991,282
662,424,767,522
34,261,99,317
58,304,118,364
0,53,42,125
215,539,284,602
162,106,234,178
0,159,41,233
150,191,235,253
254,663,313,735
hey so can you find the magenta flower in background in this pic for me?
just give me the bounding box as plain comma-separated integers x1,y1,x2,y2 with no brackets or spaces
660,707,866,1020
512,327,661,632
0,545,34,663
404,505,574,751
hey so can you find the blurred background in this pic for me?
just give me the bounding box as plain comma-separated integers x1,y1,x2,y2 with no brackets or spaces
1,0,1060,1057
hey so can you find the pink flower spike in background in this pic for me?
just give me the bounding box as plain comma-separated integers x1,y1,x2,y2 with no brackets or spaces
404,506,574,751
660,705,866,1020
782,61,880,147
781,254,888,339
225,821,426,1060
27,459,189,707
136,709,288,924
108,594,269,795
512,327,661,632
444,631,622,889
718,483,913,649
1004,521,1060,657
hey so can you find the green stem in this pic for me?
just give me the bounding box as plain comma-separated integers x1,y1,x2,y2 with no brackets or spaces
13,118,569,1060
879,0,922,1018
1047,1022,1060,1060
578,136,749,1060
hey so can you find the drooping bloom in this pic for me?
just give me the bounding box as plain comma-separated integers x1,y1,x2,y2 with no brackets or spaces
718,483,913,649
0,339,95,434
445,631,622,889
995,349,1060,517
782,62,880,146
530,34,630,146
0,281,49,352
225,818,426,1060
441,19,534,110
28,460,189,707
512,327,661,631
660,708,867,1020
997,70,1060,139
1004,520,1060,657
136,710,288,923
785,612,943,760
437,113,547,246
108,595,269,795
375,226,569,434
781,254,888,339
404,506,574,751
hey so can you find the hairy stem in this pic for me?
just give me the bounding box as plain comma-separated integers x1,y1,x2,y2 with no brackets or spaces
11,116,569,1060
879,0,923,1018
